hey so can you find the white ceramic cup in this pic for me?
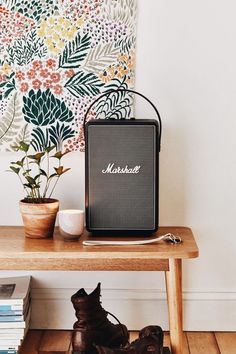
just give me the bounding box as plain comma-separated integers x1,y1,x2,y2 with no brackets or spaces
58,209,84,241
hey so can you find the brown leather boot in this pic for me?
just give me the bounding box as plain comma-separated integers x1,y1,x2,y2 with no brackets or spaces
96,325,166,354
71,283,129,354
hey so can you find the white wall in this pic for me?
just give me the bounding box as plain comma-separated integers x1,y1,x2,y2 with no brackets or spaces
1,0,236,330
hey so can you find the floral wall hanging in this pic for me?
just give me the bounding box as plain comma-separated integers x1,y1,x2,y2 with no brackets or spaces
0,0,137,152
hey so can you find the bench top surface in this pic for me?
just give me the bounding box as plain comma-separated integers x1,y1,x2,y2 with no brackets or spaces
0,226,199,270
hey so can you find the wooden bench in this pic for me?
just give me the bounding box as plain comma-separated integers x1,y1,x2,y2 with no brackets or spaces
0,226,199,354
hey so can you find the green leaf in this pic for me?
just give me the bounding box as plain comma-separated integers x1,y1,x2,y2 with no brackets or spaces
11,145,20,151
45,145,55,153
11,160,24,167
48,173,57,180
93,78,134,120
25,176,36,185
23,169,31,175
10,166,20,174
49,122,75,151
19,141,29,152
65,71,104,97
0,93,23,147
59,33,91,69
31,127,49,152
23,90,74,128
24,183,33,189
40,168,47,177
34,174,41,180
83,43,120,75
6,30,47,66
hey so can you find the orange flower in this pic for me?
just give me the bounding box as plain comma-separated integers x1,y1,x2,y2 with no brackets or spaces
127,57,135,70
107,66,115,76
114,65,128,79
32,60,42,70
15,71,25,80
27,69,36,79
39,69,49,78
20,82,29,92
118,54,129,62
64,69,75,78
50,72,61,83
46,58,56,68
0,7,10,14
43,79,53,89
99,70,110,83
53,84,63,94
122,65,129,75
32,79,42,90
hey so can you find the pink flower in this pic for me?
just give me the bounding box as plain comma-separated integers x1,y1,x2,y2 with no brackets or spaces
50,72,61,83
64,69,75,78
0,74,6,82
53,84,63,94
15,71,25,80
46,59,56,68
32,79,42,90
43,80,53,89
20,82,29,92
32,60,42,70
27,69,36,79
39,69,49,78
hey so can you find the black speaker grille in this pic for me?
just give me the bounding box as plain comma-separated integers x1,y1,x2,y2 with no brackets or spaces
86,123,157,231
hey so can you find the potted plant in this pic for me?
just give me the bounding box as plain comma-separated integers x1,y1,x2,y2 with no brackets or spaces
9,141,70,239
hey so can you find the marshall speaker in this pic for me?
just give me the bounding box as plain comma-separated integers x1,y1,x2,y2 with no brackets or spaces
84,89,162,234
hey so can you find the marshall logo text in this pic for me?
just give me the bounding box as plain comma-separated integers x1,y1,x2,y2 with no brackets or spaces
102,163,141,174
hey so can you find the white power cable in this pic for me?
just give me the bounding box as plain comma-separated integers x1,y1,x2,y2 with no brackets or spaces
82,233,182,246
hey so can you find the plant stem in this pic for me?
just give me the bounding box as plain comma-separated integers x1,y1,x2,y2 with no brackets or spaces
49,157,61,198
43,151,50,198
49,176,60,198
17,174,30,198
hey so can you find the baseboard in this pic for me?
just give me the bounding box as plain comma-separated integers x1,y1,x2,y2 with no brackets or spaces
30,288,236,331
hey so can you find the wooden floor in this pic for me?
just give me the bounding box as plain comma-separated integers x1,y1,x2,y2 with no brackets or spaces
19,330,236,354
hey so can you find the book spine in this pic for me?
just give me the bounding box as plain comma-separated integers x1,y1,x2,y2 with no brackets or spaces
0,316,24,322
0,322,26,329
0,306,22,312
0,340,20,345
0,347,18,351
0,346,18,350
0,311,23,316
0,351,17,354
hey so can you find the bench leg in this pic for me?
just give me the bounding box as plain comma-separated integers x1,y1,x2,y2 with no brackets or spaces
165,259,183,354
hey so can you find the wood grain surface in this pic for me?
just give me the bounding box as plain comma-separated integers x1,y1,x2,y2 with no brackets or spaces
165,259,183,354
215,332,236,354
38,330,72,354
20,330,232,354
186,332,220,354
0,226,198,270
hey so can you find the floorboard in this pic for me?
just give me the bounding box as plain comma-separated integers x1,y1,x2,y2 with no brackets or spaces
38,330,72,354
186,332,220,354
19,330,235,353
20,330,43,354
215,332,236,354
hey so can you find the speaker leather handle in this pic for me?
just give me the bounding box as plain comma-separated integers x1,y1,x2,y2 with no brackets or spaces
83,89,162,152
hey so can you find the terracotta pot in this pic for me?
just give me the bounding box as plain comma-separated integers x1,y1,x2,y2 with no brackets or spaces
19,199,59,239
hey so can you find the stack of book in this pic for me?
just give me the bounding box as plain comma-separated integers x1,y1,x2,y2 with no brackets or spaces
0,276,31,354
